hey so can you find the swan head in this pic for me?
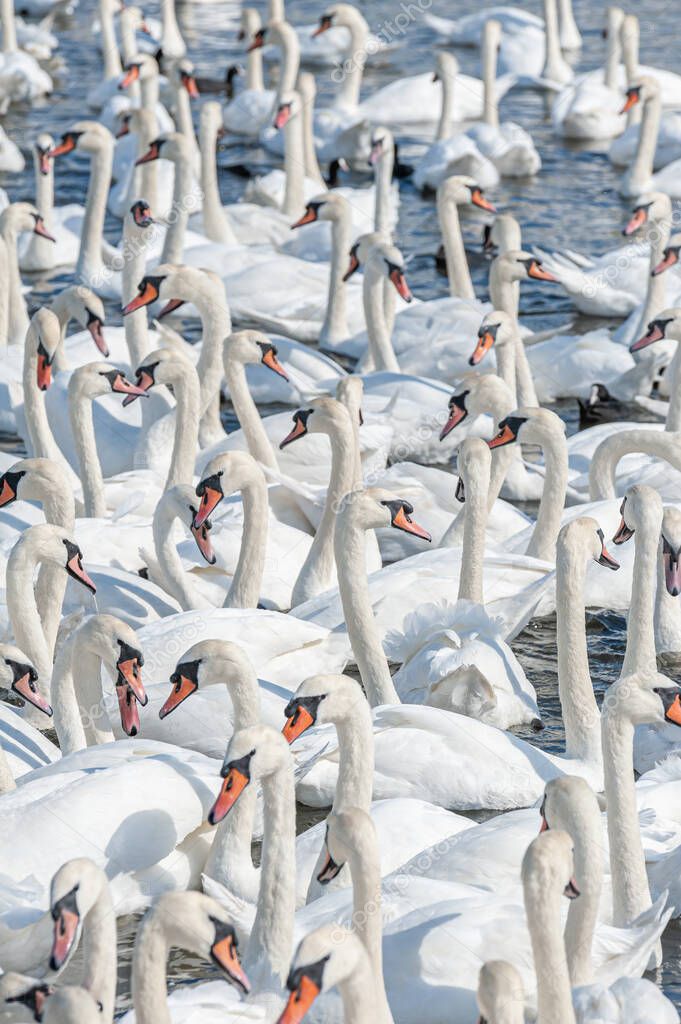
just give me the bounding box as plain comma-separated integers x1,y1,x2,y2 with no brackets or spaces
440,374,513,441
167,57,199,98
336,487,431,541
239,7,262,39
280,925,367,1024
0,973,54,1021
522,831,580,913
274,90,302,130
557,517,620,573
291,191,351,230
317,807,377,884
124,263,226,318
363,240,412,302
343,230,386,280
612,484,663,547
620,76,658,115
369,127,393,167
539,776,602,844
209,724,291,825
200,99,225,138
192,450,265,529
116,106,156,139
433,49,458,82
0,201,54,244
476,961,525,1024
488,406,565,452
28,307,60,392
437,175,496,212
280,398,352,449
67,361,151,405
11,524,97,595
455,436,491,504
622,191,670,236
141,892,250,993
482,213,522,256
35,132,54,175
76,613,146,711
49,858,109,972
469,310,516,366
0,642,51,717
336,376,363,422
122,346,196,406
662,507,681,597
631,307,681,352
119,52,158,91
134,130,189,166
494,250,558,285
483,17,502,50
224,329,290,380
161,639,257,719
652,237,681,276
48,121,113,159
604,672,681,729
312,3,368,36
53,285,107,356
283,673,365,743
152,483,218,565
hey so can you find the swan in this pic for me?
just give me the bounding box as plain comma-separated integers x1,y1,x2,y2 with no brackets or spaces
0,124,23,172
464,20,541,178
423,0,582,54
0,0,53,105
0,644,59,779
656,505,681,656
412,52,500,192
221,8,273,136
1,202,56,344
619,78,681,198
18,134,82,271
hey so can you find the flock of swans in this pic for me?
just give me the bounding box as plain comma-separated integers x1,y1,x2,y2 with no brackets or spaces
1,0,681,1020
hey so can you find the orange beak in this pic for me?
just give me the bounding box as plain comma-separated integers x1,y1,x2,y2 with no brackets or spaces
612,516,634,544
119,64,140,89
291,207,318,229
652,248,679,275
208,767,250,825
158,298,185,318
111,372,151,398
33,216,56,242
343,250,360,281
116,682,141,736
471,188,496,212
392,505,431,541
620,90,639,114
623,206,647,236
87,317,109,356
280,417,308,449
630,322,666,352
262,347,289,380
48,136,76,158
65,552,97,594
183,74,200,99
469,331,495,366
0,476,17,506
13,670,52,716
122,280,159,315
665,694,681,726
274,104,292,129
39,151,51,175
312,15,332,36
211,933,251,994
488,423,517,449
51,909,80,970
117,658,146,705
191,517,216,564
122,368,155,407
439,401,467,440
37,351,53,391
277,977,321,1024
389,268,412,302
527,260,558,282
282,704,315,743
193,485,223,529
159,673,198,719
135,141,161,166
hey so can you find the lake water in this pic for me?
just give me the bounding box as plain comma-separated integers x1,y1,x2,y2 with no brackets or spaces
2,0,681,1013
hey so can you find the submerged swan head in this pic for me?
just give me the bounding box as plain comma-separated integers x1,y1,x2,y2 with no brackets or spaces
283,673,365,743
280,924,369,1024
210,723,291,824
476,960,525,1024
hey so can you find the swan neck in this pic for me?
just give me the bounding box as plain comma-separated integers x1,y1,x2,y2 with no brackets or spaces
664,343,681,431
69,392,107,519
334,704,374,812
630,88,660,190
588,430,681,500
247,38,264,90
132,916,173,1024
482,32,499,128
320,209,350,345
363,270,400,372
436,69,452,140
199,120,238,245
99,0,121,77
196,300,232,418
224,359,279,469
224,477,268,608
374,148,393,235
153,502,206,610
525,432,567,562
622,509,659,675
166,370,201,490
7,539,57,691
160,148,191,266
282,111,305,218
525,877,576,1024
437,193,475,300
457,473,487,603
513,335,539,407
2,218,29,341
81,882,117,1020
336,18,366,108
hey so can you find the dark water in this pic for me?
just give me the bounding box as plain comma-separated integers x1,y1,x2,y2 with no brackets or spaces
3,0,681,1013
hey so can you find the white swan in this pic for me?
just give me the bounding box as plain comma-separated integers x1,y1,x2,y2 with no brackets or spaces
619,78,681,198
18,134,81,271
221,9,273,136
0,0,52,105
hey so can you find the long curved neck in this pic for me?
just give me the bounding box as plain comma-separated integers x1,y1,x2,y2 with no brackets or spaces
664,342,681,431
320,211,351,345
195,297,232,419
161,0,185,57
622,513,659,675
153,501,211,611
338,952,382,1024
22,328,71,474
337,17,366,108
655,536,681,651
224,476,268,608
81,884,117,1022
174,88,198,163
482,32,499,128
526,880,576,1024
2,218,29,341
0,239,9,347
99,0,121,77
246,34,264,90
247,764,296,987
630,89,660,191
69,392,107,519
131,917,174,1024
494,342,517,402
457,474,488,603
602,700,652,926
489,262,520,319
348,842,392,1024
199,121,238,245
588,430,681,500
204,663,261,886
291,419,356,606
526,432,567,562
556,543,601,764
224,360,278,469
161,150,191,265
30,159,55,267
335,504,399,706
513,333,538,408
7,542,59,698
282,111,305,218
166,372,201,489
565,808,603,987
436,70,453,140
374,148,393,236
437,194,475,300
122,222,154,421
542,0,569,84
622,21,642,126
604,15,622,91
78,143,113,283
1,0,17,51
332,703,374,812
300,87,325,188
363,271,399,372
636,210,672,338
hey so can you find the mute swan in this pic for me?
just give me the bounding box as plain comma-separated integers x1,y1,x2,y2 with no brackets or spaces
0,0,53,104
0,644,59,779
18,135,81,271
619,78,681,198
424,0,582,54
1,202,56,344
221,9,273,136
44,989,103,1024
0,125,23,172
656,506,681,656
